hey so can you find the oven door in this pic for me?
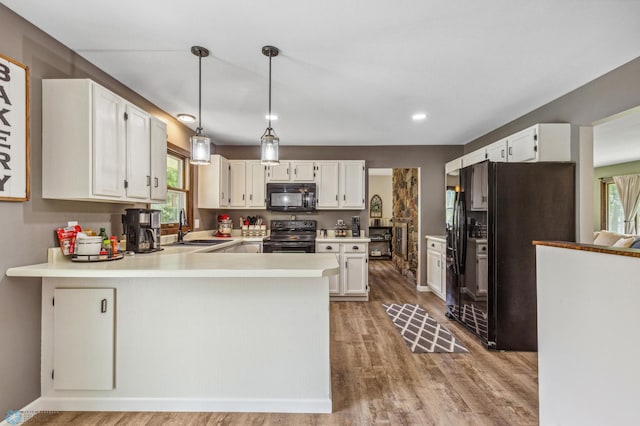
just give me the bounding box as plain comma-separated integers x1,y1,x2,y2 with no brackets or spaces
263,241,315,253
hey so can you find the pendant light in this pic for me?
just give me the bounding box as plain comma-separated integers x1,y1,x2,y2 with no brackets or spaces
260,45,280,165
189,46,211,165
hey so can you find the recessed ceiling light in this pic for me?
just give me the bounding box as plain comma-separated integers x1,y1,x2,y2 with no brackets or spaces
265,114,279,121
412,113,427,121
177,113,196,123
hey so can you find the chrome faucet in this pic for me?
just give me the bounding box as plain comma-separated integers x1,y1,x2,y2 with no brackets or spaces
177,208,189,243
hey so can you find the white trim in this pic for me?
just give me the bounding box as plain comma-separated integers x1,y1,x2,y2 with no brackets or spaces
416,284,430,292
30,397,331,414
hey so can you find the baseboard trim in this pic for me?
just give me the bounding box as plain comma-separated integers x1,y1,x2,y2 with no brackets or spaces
31,396,332,414
416,285,430,292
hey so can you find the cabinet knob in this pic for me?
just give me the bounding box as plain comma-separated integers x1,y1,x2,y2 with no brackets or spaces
352,245,359,250
327,246,333,250
431,243,435,247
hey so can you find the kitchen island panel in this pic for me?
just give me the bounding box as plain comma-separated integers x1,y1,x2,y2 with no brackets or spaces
38,275,332,413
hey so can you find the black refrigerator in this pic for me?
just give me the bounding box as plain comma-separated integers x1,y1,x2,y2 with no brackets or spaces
445,161,575,351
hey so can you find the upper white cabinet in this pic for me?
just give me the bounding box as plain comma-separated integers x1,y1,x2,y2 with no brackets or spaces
53,288,115,390
228,160,266,209
461,148,487,167
316,160,365,210
445,158,462,175
124,103,151,200
198,155,230,208
475,123,571,166
507,123,570,162
42,79,166,203
266,161,316,182
486,138,508,162
316,161,340,208
149,117,168,202
340,161,365,209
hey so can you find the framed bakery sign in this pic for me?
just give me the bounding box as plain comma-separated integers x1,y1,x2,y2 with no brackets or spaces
0,53,30,202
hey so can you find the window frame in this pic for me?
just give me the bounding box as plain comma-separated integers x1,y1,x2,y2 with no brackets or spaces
600,177,638,233
150,142,194,236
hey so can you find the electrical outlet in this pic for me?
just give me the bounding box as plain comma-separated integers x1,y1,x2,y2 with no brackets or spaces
194,219,200,229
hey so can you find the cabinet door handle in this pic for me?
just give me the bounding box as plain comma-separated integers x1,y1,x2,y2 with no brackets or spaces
326,246,333,250
242,194,245,201
146,175,151,186
352,245,359,250
508,146,513,156
100,298,107,313
501,149,505,158
287,168,290,176
431,243,435,247
437,260,440,268
335,194,338,201
294,168,297,176
250,194,253,201
343,195,346,201
154,177,159,188
221,192,225,200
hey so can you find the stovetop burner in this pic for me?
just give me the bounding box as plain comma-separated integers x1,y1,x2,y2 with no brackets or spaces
263,220,317,253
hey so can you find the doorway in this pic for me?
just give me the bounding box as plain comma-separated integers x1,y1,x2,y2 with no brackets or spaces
368,167,421,287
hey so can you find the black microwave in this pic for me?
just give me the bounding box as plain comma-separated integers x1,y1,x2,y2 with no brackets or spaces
266,183,317,212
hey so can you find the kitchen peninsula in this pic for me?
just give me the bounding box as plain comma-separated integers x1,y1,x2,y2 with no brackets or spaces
6,247,339,414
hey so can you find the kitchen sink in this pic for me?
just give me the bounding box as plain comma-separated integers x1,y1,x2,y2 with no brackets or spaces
169,239,233,246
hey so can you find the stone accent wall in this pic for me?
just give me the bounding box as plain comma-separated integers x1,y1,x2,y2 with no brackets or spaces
392,168,419,284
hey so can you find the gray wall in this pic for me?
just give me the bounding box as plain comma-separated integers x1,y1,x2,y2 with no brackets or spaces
0,6,192,414
464,56,640,153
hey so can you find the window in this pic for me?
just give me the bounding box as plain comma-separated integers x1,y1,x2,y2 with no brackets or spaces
150,143,193,234
601,178,637,233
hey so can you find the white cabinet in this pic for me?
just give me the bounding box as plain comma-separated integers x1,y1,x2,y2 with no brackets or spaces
445,158,462,175
316,161,340,208
266,163,291,182
229,160,266,209
449,123,571,172
506,123,570,162
247,161,267,208
461,148,487,167
150,117,167,201
198,154,230,208
292,161,315,182
124,103,151,200
42,79,166,203
316,160,365,210
266,161,315,182
470,161,488,211
53,288,115,390
477,247,488,297
487,138,508,162
229,161,247,208
340,161,366,209
317,241,369,300
426,237,446,301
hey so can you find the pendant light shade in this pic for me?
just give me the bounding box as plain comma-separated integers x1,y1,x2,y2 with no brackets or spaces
261,45,280,165
189,46,211,165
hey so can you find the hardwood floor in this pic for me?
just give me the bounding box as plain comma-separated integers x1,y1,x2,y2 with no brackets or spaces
29,261,538,425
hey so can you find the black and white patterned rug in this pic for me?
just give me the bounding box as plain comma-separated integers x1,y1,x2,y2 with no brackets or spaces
382,304,469,353
452,304,488,340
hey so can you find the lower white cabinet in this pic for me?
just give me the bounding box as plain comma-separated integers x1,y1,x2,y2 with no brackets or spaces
317,241,369,300
53,288,115,390
426,237,446,300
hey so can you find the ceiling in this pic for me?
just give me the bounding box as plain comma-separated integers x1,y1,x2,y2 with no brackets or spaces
4,1,640,154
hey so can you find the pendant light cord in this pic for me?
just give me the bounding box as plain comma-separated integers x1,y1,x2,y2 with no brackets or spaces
268,52,272,130
197,52,203,135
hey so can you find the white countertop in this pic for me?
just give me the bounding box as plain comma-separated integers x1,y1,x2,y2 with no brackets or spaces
6,235,339,278
425,235,446,242
315,237,371,243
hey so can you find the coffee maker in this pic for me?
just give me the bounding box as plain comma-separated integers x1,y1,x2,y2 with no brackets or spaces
351,215,361,237
122,208,162,253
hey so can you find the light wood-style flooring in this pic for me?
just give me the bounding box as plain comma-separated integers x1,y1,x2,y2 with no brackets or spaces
29,260,538,425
